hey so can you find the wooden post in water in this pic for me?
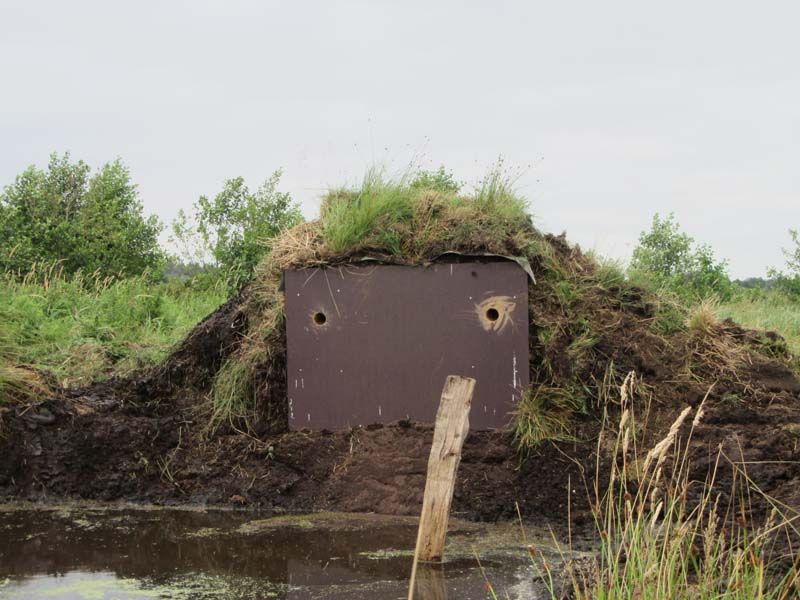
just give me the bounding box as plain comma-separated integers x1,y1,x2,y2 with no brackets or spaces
408,375,475,600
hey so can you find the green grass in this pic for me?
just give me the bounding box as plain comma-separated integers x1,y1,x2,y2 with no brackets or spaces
322,168,418,255
512,386,582,449
314,165,532,263
718,290,800,357
0,266,228,399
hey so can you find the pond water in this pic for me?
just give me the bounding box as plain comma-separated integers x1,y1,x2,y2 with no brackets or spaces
0,504,570,599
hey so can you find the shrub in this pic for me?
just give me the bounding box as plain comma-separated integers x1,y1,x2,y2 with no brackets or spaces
0,153,163,279
170,170,303,287
629,213,734,301
768,230,800,299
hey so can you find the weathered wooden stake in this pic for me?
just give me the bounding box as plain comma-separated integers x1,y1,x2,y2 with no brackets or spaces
408,375,475,600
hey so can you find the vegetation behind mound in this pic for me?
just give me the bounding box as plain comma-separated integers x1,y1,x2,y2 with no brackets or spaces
0,264,227,404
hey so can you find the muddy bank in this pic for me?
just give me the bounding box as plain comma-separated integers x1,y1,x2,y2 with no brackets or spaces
2,359,799,531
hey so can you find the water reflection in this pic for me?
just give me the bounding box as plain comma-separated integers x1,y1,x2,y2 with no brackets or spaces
0,506,553,599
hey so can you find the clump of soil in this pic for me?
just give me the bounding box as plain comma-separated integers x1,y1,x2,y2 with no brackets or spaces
1,186,799,539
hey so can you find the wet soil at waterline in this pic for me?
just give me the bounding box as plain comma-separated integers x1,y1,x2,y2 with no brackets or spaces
1,359,799,532
0,504,574,599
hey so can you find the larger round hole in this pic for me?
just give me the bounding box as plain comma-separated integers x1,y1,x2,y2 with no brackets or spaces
313,312,327,325
486,307,500,322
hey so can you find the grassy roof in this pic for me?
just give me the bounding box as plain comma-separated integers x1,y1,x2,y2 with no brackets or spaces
265,167,537,273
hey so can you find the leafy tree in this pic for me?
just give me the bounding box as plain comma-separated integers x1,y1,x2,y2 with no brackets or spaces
784,229,800,276
630,213,734,301
170,170,303,285
77,161,163,277
0,153,163,278
769,229,800,298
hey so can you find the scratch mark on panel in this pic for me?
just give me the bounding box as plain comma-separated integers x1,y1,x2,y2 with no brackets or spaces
323,270,341,318
301,268,319,287
307,413,311,422
512,353,518,388
378,405,382,416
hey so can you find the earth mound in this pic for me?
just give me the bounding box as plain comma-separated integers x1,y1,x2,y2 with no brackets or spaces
1,175,798,535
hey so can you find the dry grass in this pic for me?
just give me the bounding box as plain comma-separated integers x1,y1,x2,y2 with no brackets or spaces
687,298,720,336
683,300,752,384
567,379,800,599
0,363,51,406
503,374,800,600
208,279,285,432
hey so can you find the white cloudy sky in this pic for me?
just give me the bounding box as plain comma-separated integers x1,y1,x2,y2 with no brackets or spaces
1,0,798,278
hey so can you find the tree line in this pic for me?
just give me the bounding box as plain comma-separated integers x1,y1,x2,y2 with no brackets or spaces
0,153,303,286
1,153,798,301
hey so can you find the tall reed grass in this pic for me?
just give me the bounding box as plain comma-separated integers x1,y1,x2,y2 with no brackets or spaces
492,372,799,599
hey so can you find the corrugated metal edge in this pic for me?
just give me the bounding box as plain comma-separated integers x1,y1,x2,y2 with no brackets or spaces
433,252,536,284
280,253,536,287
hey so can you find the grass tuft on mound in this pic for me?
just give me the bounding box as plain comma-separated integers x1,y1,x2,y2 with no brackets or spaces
266,166,534,271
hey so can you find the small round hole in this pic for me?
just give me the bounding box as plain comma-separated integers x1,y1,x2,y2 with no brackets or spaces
486,308,500,322
313,312,327,325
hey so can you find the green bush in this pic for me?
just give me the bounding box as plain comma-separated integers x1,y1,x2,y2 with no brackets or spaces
170,170,304,287
0,153,163,279
629,213,734,301
768,229,800,299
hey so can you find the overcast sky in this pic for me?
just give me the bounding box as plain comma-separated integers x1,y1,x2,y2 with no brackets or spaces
1,1,798,278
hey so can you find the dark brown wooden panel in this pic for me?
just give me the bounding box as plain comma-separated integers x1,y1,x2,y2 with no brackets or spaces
284,262,529,430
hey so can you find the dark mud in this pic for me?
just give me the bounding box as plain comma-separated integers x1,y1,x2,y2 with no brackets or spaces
2,364,798,535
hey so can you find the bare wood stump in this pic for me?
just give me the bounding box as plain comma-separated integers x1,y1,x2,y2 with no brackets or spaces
408,375,475,600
